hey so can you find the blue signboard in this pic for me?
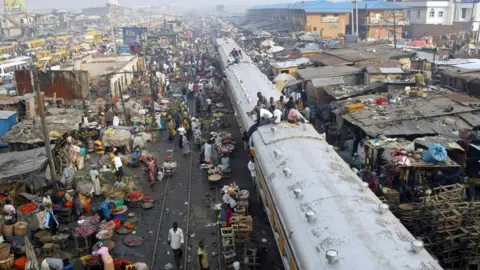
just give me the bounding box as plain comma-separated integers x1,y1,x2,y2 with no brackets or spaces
122,27,141,46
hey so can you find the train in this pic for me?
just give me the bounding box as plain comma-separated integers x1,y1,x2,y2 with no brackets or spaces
216,37,443,270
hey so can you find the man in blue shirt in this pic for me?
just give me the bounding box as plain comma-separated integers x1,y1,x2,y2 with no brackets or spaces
98,200,114,221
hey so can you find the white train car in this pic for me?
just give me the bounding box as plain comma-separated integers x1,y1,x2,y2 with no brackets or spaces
216,37,442,270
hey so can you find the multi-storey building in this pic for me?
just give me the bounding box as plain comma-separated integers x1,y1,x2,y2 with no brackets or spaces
247,1,409,40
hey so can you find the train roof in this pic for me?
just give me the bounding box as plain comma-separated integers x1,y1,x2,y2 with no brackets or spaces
216,37,299,130
217,37,443,270
251,124,442,270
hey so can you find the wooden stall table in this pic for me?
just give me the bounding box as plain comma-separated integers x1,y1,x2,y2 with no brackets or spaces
55,207,73,224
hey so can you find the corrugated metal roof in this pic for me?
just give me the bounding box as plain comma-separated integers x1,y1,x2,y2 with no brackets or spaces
312,77,345,87
378,67,404,74
0,147,49,179
249,0,408,12
297,66,361,80
0,110,16,119
271,57,311,68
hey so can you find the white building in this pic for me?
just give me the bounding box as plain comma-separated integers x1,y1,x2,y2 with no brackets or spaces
402,0,453,25
453,2,480,23
73,54,139,97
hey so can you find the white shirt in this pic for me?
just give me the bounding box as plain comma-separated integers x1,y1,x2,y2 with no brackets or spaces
177,127,186,136
259,109,273,119
229,197,237,209
247,161,256,177
168,228,184,250
113,156,122,169
273,109,282,124
222,193,231,204
113,116,119,126
90,169,99,181
191,121,199,130
206,98,212,105
290,91,301,102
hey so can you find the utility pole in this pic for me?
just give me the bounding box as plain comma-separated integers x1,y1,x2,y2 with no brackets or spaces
351,1,355,35
149,72,157,122
365,3,368,40
120,71,129,124
393,12,397,49
355,0,359,36
108,3,118,54
32,69,58,189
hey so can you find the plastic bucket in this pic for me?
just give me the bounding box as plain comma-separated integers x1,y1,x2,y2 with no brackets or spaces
83,203,91,214
114,198,124,207
112,218,121,229
14,257,26,270
63,261,73,270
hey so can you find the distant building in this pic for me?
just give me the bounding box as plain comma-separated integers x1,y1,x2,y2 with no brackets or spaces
0,13,35,39
247,1,408,40
82,7,109,16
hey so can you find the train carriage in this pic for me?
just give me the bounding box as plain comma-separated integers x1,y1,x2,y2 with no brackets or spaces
216,37,443,270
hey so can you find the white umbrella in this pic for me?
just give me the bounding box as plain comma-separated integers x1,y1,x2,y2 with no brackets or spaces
261,39,275,47
267,46,284,54
273,73,296,82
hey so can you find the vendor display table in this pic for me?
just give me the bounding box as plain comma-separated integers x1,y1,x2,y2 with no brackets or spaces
56,207,73,224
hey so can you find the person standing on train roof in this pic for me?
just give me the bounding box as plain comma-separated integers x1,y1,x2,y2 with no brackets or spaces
285,96,295,113
257,92,268,105
276,96,286,120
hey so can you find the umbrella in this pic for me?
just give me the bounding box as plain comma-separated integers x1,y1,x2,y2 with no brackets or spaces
273,73,296,83
261,39,275,47
247,50,259,57
267,46,284,54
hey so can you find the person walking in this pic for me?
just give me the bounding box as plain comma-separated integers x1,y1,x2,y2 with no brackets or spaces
197,240,209,270
113,151,124,184
182,135,191,158
168,222,184,269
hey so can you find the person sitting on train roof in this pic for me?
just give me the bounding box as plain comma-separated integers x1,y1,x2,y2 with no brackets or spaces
268,97,276,113
247,101,265,117
273,105,282,124
257,92,268,105
287,105,301,124
259,108,274,126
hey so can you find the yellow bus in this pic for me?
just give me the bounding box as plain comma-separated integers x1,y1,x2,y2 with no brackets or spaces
26,39,45,49
56,35,73,41
0,46,15,56
35,51,51,61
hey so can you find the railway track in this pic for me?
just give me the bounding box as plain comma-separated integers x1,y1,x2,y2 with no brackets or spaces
149,101,197,270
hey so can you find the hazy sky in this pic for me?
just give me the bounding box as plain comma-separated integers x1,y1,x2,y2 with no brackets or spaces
3,0,275,12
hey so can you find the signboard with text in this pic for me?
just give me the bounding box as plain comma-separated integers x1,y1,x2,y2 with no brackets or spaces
320,16,339,23
4,0,26,12
123,27,141,46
